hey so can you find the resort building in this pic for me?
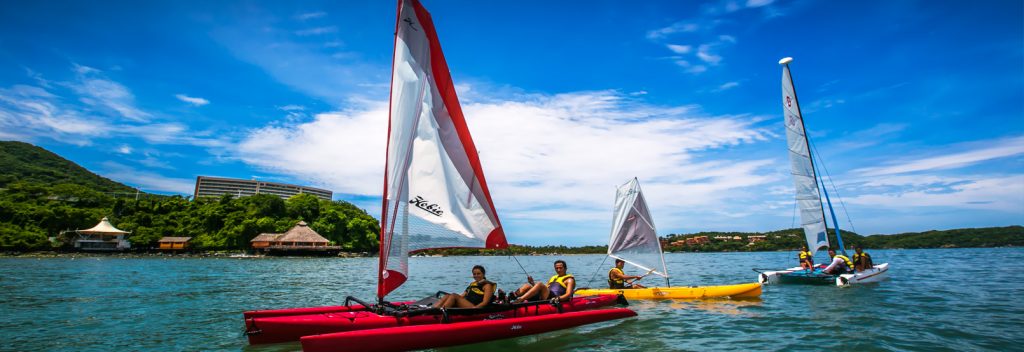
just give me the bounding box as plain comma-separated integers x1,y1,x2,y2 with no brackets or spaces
158,237,192,250
193,176,332,201
250,221,341,255
748,235,767,243
71,217,131,251
713,236,732,241
686,236,710,245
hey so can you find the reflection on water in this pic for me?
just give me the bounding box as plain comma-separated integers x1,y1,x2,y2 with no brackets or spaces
1,248,1023,351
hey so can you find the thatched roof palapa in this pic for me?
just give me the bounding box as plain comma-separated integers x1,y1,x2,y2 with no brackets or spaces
278,221,329,243
250,221,329,243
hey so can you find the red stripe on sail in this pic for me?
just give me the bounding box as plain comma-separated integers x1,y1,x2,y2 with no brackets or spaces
411,0,506,249
379,0,406,300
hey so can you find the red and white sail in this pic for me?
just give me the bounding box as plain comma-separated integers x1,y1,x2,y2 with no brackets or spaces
379,0,507,299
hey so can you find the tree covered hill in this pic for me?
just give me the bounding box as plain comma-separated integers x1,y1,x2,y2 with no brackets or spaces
662,226,1022,252
0,141,135,192
0,141,380,251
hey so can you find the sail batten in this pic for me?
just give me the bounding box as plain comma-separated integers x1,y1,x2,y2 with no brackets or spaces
781,60,830,255
607,178,669,279
379,0,507,299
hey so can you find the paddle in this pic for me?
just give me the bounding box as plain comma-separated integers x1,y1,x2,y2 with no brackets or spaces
625,269,656,285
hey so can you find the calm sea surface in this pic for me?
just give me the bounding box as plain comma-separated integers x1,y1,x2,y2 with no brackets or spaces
2,248,1023,351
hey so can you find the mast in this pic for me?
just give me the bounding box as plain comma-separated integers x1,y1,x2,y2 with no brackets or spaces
780,57,831,254
820,178,847,256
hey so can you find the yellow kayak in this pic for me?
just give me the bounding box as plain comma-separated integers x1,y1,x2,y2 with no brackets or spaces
576,282,762,299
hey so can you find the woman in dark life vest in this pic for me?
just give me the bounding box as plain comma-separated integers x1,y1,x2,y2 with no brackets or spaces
434,265,496,308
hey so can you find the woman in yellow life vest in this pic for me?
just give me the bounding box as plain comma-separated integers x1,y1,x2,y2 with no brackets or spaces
608,258,646,289
434,265,496,308
798,245,814,269
852,245,874,271
511,260,575,303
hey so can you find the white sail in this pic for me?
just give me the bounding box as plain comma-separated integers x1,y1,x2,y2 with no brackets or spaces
379,0,507,299
781,59,829,255
607,178,669,278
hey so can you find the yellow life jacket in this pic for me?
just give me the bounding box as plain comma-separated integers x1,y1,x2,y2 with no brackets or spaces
547,273,574,296
834,254,853,270
853,252,871,266
799,251,813,260
608,268,625,288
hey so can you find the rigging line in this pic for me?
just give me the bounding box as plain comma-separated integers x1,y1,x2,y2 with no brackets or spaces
586,255,611,289
790,195,798,229
807,139,857,234
508,250,530,277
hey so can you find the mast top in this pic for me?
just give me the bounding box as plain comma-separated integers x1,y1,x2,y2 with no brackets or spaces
778,57,793,65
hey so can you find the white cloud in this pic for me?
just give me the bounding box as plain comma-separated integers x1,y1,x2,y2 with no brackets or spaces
713,82,740,92
696,44,723,64
175,94,210,106
646,22,700,40
69,64,150,122
0,84,107,145
296,11,327,21
673,60,708,74
746,0,775,8
233,90,776,230
843,174,1024,212
666,44,692,54
99,161,194,194
853,136,1024,176
116,145,132,154
295,26,338,36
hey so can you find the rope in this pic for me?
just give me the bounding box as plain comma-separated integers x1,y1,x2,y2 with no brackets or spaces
808,139,857,234
586,255,610,288
508,250,530,277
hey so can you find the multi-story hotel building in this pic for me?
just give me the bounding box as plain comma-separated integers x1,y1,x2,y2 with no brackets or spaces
193,176,333,201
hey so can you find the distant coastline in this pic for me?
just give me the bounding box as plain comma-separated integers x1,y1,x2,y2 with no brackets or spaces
8,225,1018,258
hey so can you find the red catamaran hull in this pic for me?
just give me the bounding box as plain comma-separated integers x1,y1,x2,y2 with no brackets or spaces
245,294,622,345
301,308,637,352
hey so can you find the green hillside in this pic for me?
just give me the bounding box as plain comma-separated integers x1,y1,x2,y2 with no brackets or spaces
663,226,1022,252
0,141,135,192
0,141,380,252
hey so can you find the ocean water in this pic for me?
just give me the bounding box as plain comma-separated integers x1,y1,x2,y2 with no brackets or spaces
1,248,1022,351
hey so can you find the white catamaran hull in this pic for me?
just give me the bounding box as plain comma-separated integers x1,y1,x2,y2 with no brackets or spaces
757,266,804,285
758,263,890,286
836,263,889,286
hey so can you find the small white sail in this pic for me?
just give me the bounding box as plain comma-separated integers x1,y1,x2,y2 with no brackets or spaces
607,178,669,278
379,0,507,299
780,58,830,255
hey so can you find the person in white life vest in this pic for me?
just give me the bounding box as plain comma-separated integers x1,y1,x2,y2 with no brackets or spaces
822,248,854,274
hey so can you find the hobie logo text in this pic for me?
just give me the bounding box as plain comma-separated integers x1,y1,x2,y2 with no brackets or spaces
410,196,444,216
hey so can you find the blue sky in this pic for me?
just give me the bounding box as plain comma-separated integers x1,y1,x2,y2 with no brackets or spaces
1,0,1021,245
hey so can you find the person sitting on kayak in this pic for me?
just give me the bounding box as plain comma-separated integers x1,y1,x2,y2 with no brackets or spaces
822,248,853,274
608,259,645,289
511,260,575,303
852,245,874,271
434,265,496,308
798,245,814,270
